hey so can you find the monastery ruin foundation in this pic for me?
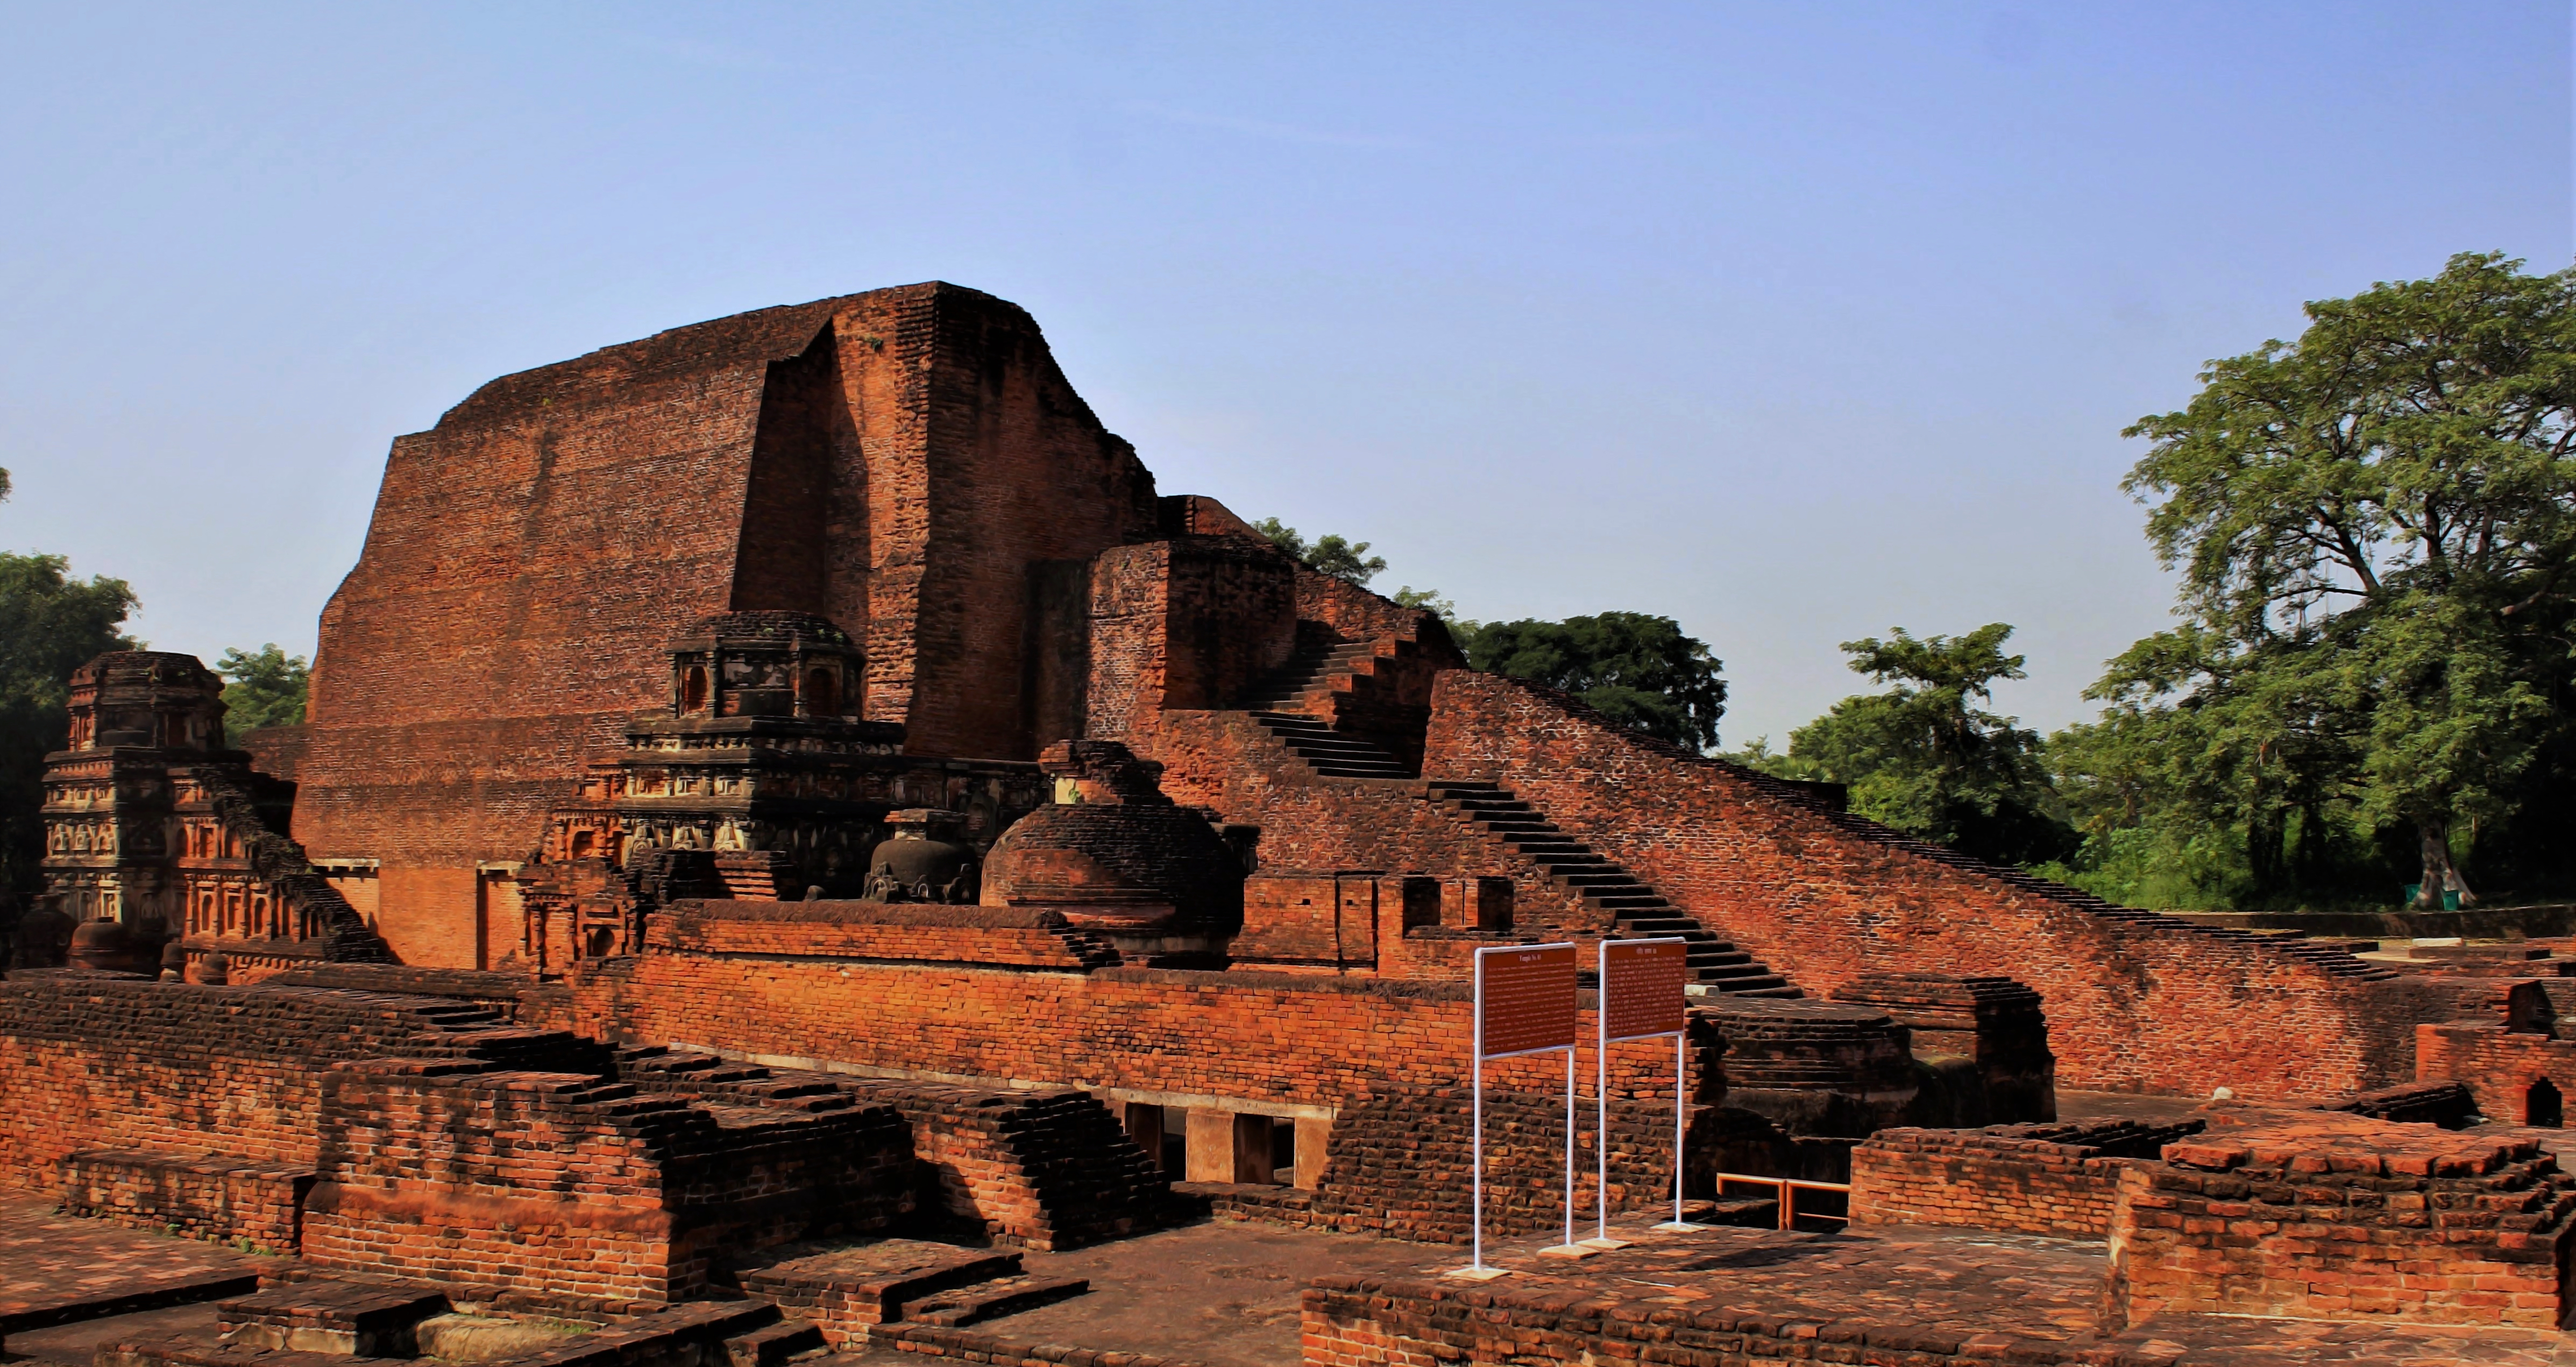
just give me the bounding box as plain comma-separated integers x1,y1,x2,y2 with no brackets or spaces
8,283,2575,1366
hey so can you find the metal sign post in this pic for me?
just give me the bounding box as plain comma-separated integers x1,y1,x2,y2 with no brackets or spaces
1456,941,1577,1280
1587,937,1692,1247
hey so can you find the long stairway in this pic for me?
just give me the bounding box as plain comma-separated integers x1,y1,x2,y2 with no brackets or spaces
1427,779,1800,997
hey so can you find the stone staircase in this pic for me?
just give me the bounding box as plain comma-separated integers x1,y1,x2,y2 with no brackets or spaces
1247,710,1417,778
1237,636,1385,716
1425,780,1800,997
1235,634,1425,778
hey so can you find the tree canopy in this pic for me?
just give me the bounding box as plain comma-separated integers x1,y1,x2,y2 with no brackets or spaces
1250,518,1388,587
2083,251,2576,907
217,643,311,734
1463,612,1727,752
1743,624,2072,866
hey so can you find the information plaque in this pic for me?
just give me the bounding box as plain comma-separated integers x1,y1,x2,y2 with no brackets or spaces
1460,941,1580,1278
1590,937,1693,1246
1478,945,1578,1058
1601,939,1689,1042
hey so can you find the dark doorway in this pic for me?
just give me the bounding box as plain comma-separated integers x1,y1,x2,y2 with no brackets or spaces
2529,1077,2563,1128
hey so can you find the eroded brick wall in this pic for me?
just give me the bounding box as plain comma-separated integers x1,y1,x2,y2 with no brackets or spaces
2110,1120,2576,1329
1848,1121,2202,1239
1301,1276,2069,1367
2417,1022,2576,1127
1425,670,2442,1099
0,972,507,1192
649,901,1114,971
304,1056,918,1307
60,1150,311,1251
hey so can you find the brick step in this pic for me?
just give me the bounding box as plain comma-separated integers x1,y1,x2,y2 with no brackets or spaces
722,1316,826,1367
901,1274,1091,1328
217,1280,452,1357
1248,712,1418,780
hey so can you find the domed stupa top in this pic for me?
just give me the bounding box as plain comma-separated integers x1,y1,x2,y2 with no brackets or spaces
981,741,1243,948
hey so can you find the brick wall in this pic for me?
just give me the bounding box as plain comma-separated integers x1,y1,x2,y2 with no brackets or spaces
648,900,1115,971
0,972,512,1192
615,1048,1168,1252
2107,1110,2576,1328
540,948,1692,1117
1848,1121,2202,1238
1302,1274,2080,1367
1303,1083,1690,1243
2417,1021,2576,1126
303,1057,919,1308
1142,711,1605,940
60,1149,312,1252
1424,670,2444,1100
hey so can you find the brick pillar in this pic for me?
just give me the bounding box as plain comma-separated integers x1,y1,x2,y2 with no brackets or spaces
1232,1113,1275,1184
1185,1109,1237,1182
1123,1102,1166,1171
1293,1115,1332,1189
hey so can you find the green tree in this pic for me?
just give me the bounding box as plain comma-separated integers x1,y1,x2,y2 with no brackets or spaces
1464,612,1727,751
1771,624,2073,865
217,643,311,734
2112,251,2576,906
0,536,139,891
1250,517,1388,587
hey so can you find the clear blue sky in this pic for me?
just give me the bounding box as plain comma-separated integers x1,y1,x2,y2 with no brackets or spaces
3,3,2567,745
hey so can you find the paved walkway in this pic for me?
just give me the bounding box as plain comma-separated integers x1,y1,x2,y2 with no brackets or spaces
0,1196,269,1337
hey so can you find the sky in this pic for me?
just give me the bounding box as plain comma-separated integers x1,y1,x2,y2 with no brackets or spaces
1,2,2568,746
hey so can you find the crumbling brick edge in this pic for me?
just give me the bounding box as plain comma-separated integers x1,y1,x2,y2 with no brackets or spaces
878,1323,1211,1367
1297,1275,2193,1367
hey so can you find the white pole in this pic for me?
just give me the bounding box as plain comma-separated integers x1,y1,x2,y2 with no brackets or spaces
1595,941,1608,1243
1472,955,1485,1272
1562,1045,1575,1253
1674,1029,1687,1227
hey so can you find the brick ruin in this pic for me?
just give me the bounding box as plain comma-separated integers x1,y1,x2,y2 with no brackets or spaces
8,282,2574,1362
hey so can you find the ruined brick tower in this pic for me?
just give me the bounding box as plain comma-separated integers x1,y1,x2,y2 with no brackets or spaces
246,284,1164,958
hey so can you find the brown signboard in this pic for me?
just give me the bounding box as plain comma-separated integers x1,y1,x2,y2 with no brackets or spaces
1478,944,1577,1058
1602,939,1689,1041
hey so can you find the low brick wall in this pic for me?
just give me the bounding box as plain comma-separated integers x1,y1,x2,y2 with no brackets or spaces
2417,1021,2576,1126
649,902,1115,971
1849,1121,2203,1239
0,972,521,1193
879,1324,1209,1367
60,1149,313,1252
615,1050,1169,1252
1303,1274,2086,1367
2109,1113,2576,1329
302,1056,921,1309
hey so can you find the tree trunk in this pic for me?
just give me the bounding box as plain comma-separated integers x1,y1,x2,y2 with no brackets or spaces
2417,818,2478,908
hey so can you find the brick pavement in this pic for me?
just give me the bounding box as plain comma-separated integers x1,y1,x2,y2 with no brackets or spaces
0,1195,268,1335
